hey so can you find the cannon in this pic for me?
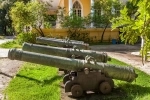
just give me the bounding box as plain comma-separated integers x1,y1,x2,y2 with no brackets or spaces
37,37,85,43
8,49,138,97
22,42,110,63
36,37,90,50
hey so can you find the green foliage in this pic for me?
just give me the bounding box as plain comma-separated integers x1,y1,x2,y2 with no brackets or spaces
92,0,122,28
44,22,52,29
9,1,46,33
0,4,13,35
43,15,57,28
111,0,150,59
92,0,122,43
17,32,37,44
60,13,87,29
125,0,139,18
0,0,28,35
16,0,31,3
59,12,92,42
67,30,92,43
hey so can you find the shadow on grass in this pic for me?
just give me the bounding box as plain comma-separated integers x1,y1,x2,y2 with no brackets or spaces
16,74,62,85
67,84,150,100
0,72,13,78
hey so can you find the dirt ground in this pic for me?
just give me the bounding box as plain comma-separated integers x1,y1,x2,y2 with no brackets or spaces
0,44,150,100
0,59,23,100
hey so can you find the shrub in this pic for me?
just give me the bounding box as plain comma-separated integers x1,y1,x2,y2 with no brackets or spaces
17,32,37,44
67,30,93,43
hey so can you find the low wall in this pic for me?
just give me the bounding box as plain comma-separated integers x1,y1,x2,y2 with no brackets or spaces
33,28,119,42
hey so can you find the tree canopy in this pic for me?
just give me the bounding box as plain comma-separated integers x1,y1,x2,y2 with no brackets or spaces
111,0,150,62
9,1,48,36
92,0,122,28
0,0,16,35
92,0,122,42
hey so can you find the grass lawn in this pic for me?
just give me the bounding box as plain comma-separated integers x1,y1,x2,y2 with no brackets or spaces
4,58,150,100
4,63,62,100
0,40,21,48
108,58,150,100
1,41,150,100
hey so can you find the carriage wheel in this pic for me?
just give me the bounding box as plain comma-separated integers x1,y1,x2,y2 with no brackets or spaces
71,84,83,97
99,81,112,94
63,74,70,84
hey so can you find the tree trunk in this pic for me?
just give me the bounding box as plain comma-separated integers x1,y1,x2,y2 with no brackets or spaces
34,27,45,37
141,36,147,65
100,24,108,43
33,22,45,37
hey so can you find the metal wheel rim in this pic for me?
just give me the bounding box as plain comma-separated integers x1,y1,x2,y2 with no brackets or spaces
63,74,70,84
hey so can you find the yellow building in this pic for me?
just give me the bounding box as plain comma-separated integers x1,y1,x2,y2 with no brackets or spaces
43,0,128,16
37,0,128,42
41,0,128,28
59,0,92,17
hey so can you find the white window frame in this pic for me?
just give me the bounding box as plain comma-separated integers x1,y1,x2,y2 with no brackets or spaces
72,0,83,17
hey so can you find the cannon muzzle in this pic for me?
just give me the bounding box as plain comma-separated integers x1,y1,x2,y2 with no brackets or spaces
36,37,89,50
22,42,110,63
8,49,138,82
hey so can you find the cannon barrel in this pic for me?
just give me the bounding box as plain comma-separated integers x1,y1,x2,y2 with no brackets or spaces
22,42,110,63
8,49,138,82
38,37,84,43
36,37,89,49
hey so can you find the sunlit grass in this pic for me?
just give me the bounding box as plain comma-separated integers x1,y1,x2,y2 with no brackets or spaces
4,56,150,100
0,40,22,48
5,63,62,100
108,58,150,100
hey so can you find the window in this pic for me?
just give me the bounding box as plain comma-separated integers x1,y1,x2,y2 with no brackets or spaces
73,1,82,17
94,9,101,16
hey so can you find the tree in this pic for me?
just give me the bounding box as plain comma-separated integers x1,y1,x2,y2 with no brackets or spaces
9,1,51,36
0,9,6,35
61,13,90,42
0,0,32,35
111,0,150,63
58,7,91,42
0,0,16,35
92,0,122,42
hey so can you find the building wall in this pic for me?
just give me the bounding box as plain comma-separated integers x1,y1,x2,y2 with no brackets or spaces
48,0,128,15
59,0,64,7
79,0,91,17
64,0,69,14
33,28,119,42
59,0,91,17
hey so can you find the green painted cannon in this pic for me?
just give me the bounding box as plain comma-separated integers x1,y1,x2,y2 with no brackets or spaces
8,49,138,97
38,37,84,43
22,42,110,63
36,37,90,50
